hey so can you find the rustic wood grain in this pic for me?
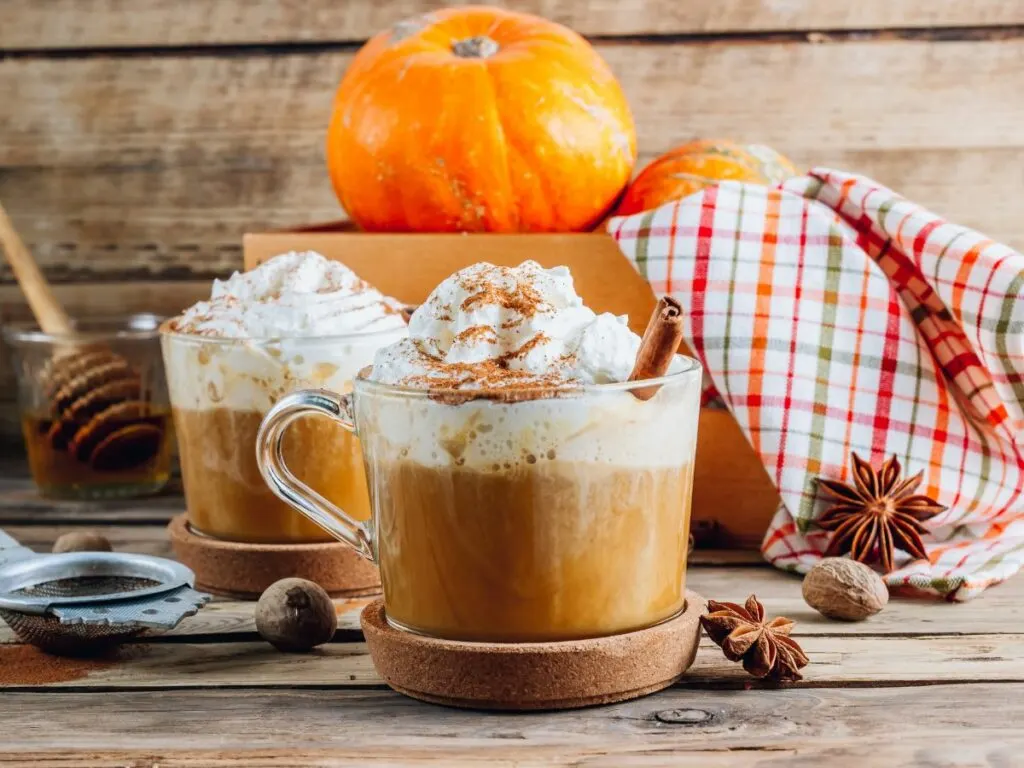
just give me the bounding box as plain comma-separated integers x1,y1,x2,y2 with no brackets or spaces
2,39,1023,282
4,747,1023,768
1,562,1020,643
0,282,208,320
4,567,1020,644
1,684,1022,762
3,567,1020,644
3,524,176,558
5,0,1023,50
3,519,1021,641
0,483,183,524
0,597,371,647
4,561,1019,643
1,508,1020,642
2,633,1023,690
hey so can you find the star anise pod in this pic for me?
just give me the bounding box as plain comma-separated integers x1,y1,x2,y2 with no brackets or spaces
700,595,809,682
817,453,946,573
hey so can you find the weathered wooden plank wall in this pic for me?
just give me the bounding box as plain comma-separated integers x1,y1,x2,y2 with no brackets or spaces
1,1,1022,446
5,0,1024,46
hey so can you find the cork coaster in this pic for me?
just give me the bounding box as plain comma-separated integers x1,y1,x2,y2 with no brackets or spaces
361,591,706,711
167,514,380,600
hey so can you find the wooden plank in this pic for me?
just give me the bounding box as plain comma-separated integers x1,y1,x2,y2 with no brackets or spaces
0,597,370,646
2,522,1021,641
3,563,1021,643
0,483,182,524
0,684,1022,763
0,282,208,320
5,748,1024,768
0,281,210,372
4,0,1023,50
2,524,176,558
2,633,1023,689
0,596,371,645
2,39,1023,281
4,567,1019,644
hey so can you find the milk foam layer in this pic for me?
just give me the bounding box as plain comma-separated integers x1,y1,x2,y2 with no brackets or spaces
363,259,697,469
370,261,652,389
163,252,407,411
356,376,701,471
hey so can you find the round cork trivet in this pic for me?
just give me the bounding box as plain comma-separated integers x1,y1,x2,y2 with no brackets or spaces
361,591,706,711
167,514,380,600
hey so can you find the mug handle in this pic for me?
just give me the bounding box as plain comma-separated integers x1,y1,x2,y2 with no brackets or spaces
256,389,374,561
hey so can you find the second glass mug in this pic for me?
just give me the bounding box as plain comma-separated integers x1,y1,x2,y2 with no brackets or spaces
256,361,702,643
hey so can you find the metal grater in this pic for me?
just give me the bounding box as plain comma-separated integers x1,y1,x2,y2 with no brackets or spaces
0,528,210,655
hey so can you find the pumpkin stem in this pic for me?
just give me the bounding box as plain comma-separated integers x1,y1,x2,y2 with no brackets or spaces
452,36,499,59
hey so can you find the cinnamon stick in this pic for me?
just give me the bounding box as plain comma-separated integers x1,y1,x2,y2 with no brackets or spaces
627,296,684,401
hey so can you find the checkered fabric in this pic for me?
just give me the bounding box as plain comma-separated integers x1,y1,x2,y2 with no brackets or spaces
609,168,1024,600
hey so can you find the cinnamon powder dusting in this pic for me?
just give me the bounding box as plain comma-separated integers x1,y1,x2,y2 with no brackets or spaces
404,266,575,399
0,645,120,685
452,325,499,345
403,331,571,399
460,276,545,317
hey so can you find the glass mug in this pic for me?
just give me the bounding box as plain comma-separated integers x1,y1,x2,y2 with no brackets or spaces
161,327,406,543
257,362,702,642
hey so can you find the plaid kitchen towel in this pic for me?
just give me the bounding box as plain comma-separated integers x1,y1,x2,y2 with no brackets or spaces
609,168,1024,600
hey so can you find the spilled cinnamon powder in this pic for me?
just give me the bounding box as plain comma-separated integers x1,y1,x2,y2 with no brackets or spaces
0,645,117,685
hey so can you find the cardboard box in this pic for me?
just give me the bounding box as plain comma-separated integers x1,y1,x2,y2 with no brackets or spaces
244,226,780,548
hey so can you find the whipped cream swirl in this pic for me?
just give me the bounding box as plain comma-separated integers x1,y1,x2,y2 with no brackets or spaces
369,261,643,390
169,251,407,338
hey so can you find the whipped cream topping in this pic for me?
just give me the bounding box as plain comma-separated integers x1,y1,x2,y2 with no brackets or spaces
168,251,407,338
162,251,407,412
369,261,643,390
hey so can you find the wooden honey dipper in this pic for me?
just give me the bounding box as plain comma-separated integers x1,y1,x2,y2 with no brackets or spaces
0,202,163,471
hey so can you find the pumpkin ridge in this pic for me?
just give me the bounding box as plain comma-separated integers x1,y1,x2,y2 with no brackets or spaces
491,92,552,231
480,69,520,231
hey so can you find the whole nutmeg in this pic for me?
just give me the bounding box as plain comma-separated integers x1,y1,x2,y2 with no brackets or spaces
802,558,889,621
255,578,337,653
52,530,113,554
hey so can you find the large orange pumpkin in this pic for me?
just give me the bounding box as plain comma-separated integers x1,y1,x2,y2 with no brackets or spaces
326,6,636,233
615,140,798,216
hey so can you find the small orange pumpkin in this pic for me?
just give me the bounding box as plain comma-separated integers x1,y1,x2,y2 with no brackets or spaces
615,140,798,216
327,6,636,233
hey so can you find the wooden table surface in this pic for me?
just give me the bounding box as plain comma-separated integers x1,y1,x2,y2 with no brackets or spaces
1,466,1022,767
